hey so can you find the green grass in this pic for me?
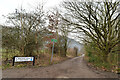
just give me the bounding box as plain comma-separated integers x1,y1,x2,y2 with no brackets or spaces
2,63,12,69
2,51,20,60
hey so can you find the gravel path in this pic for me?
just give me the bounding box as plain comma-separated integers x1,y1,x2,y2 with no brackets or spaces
2,55,118,78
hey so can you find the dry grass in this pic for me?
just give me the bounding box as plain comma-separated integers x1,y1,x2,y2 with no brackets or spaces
2,48,76,69
34,53,70,67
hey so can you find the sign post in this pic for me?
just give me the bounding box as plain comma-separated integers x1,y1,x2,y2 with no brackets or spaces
51,41,54,62
51,39,57,62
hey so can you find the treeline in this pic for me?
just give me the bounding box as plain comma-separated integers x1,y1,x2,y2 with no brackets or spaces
60,0,120,73
2,3,76,63
2,0,120,71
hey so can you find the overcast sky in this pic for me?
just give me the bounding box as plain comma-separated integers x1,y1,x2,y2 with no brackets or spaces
1,0,116,42
0,0,80,41
0,0,117,25
0,0,63,25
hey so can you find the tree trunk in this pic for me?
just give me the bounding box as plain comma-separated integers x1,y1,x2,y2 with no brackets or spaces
22,46,24,55
103,52,109,63
103,55,108,63
74,47,78,57
64,47,67,57
63,38,67,57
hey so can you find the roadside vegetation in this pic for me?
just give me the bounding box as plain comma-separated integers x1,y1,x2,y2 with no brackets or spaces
2,26,78,69
1,5,79,69
2,48,71,69
1,0,120,74
61,0,120,74
84,42,119,73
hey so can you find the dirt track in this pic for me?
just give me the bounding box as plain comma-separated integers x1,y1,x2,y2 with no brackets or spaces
2,56,118,78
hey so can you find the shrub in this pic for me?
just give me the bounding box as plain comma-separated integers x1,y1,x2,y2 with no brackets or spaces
85,42,118,71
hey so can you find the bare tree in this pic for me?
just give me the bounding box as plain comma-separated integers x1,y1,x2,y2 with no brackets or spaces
74,47,78,57
61,0,120,61
3,4,46,56
47,9,74,57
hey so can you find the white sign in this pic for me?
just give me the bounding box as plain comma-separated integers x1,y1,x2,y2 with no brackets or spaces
15,57,34,62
